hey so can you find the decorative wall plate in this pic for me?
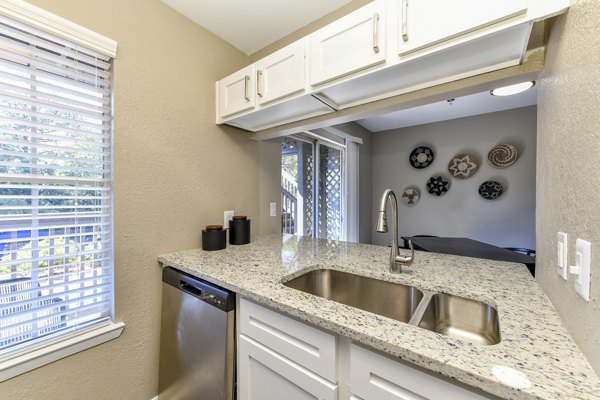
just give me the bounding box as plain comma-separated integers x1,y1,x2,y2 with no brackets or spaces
488,144,518,168
409,146,435,169
401,187,420,205
479,180,503,200
426,176,450,196
448,153,479,179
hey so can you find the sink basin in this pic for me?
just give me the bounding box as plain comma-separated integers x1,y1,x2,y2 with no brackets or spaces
418,293,501,345
283,269,424,324
284,269,501,345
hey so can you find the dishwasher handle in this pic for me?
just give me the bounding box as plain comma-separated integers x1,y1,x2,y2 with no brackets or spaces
179,281,204,298
162,267,236,312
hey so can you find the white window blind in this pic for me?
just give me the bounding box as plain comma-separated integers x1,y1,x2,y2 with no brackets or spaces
0,12,114,356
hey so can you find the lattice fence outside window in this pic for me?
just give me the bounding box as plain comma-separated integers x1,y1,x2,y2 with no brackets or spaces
318,145,343,241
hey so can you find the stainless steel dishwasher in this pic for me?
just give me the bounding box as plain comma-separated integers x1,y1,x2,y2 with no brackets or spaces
159,267,235,400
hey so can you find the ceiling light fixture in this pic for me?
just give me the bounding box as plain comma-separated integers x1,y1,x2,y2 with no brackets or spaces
490,81,535,96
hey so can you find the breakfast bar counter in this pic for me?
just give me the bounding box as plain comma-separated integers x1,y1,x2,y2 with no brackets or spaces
159,234,600,400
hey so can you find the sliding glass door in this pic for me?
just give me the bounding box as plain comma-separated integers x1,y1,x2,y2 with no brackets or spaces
316,142,344,241
281,137,345,241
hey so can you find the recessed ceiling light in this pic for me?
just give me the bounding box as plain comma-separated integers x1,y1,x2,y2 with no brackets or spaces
490,81,535,96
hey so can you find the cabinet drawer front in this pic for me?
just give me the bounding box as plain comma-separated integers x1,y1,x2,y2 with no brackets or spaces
350,344,491,400
309,0,386,86
240,298,337,382
238,335,337,400
218,65,255,118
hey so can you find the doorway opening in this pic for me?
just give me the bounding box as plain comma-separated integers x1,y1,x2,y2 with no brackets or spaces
281,136,345,241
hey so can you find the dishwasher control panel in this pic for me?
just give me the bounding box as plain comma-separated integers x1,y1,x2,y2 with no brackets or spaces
162,267,235,312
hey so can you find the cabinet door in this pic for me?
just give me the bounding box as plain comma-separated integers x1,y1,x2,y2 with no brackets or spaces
238,335,338,400
239,298,337,381
350,344,491,400
217,64,255,118
255,40,306,106
309,0,386,86
398,0,528,55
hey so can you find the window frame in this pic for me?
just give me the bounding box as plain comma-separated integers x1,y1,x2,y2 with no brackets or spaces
0,0,122,382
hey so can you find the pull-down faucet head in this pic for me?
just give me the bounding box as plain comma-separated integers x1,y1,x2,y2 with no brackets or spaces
375,211,387,232
376,189,414,273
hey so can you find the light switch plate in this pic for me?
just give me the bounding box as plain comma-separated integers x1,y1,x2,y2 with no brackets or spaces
570,238,591,302
269,202,277,217
557,232,568,280
224,210,234,229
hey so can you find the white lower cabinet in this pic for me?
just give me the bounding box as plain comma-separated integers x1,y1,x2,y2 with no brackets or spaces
238,299,493,400
238,335,338,400
349,344,491,400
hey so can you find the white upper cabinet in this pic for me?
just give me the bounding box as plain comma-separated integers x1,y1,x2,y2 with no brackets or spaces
309,0,386,86
217,64,256,118
255,40,306,106
216,0,569,132
398,0,528,55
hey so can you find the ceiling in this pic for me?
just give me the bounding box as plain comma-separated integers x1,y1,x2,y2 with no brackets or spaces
356,86,537,132
160,0,354,55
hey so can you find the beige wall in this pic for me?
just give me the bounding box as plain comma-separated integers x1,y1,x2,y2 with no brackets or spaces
258,140,283,235
3,1,256,399
537,0,600,374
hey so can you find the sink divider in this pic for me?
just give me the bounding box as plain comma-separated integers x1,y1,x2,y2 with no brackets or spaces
408,290,434,326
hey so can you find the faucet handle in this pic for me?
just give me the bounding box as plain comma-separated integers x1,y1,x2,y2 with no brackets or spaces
396,239,414,265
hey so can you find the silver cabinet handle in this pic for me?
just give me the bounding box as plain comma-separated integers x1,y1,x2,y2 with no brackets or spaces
372,13,380,53
257,70,264,97
244,75,250,101
402,0,409,42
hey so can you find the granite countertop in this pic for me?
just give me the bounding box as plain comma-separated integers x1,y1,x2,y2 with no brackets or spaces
158,234,600,400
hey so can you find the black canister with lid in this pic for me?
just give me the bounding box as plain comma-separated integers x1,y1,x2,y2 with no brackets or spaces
202,225,226,251
229,216,250,245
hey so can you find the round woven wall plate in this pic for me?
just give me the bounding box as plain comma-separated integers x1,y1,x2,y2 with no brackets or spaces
409,146,435,169
488,144,518,168
426,176,450,196
401,187,420,205
448,153,479,179
479,180,503,200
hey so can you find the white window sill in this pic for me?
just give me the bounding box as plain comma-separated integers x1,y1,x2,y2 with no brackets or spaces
0,321,125,382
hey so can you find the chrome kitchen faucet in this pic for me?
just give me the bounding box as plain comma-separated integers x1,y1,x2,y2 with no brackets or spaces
376,189,414,273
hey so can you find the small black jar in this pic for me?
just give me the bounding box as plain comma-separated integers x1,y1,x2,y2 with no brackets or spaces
229,216,250,245
202,225,226,251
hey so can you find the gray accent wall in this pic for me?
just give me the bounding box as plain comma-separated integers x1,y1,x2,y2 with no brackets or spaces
370,106,537,249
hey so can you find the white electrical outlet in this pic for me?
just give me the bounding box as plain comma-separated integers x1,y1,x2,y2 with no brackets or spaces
569,239,591,302
557,232,568,280
224,210,234,229
269,202,277,217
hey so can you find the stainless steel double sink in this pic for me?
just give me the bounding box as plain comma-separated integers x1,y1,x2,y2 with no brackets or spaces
283,269,500,346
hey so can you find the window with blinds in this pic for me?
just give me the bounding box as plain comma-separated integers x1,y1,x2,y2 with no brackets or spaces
0,14,114,355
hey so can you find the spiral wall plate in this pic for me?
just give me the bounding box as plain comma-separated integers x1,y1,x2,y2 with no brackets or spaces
488,144,518,168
